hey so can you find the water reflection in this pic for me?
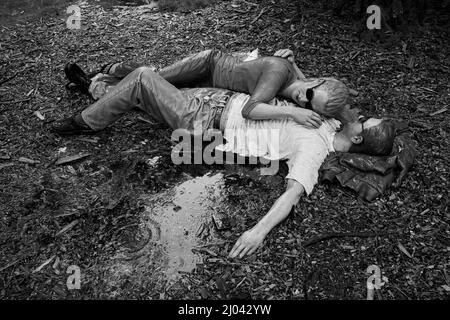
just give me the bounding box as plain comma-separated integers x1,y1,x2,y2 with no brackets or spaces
104,172,225,295
143,172,224,279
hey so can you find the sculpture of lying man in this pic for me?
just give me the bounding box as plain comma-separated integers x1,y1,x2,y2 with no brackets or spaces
52,65,396,259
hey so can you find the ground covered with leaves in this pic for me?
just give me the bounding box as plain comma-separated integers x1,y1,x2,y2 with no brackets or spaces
0,0,449,299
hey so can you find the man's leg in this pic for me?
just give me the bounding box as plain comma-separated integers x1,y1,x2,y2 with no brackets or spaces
102,61,148,78
82,67,193,130
87,61,157,100
53,67,193,134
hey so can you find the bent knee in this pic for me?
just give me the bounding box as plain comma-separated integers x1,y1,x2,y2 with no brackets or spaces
135,66,156,75
201,49,222,62
134,66,158,83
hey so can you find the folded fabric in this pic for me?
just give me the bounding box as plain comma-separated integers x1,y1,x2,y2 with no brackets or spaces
319,121,417,201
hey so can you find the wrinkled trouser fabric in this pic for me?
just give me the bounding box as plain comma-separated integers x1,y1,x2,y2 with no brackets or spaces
88,62,154,100
89,49,238,100
82,66,230,132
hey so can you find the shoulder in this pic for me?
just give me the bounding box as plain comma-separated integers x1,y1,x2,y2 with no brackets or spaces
261,56,292,68
261,57,295,83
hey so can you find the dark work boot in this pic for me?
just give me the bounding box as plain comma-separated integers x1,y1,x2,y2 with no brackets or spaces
51,115,96,135
64,62,92,95
99,62,116,74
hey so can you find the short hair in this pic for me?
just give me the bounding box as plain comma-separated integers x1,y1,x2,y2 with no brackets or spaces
349,119,396,156
316,77,350,119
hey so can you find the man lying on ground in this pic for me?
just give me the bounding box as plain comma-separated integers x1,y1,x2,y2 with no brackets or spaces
52,66,396,259
65,48,355,128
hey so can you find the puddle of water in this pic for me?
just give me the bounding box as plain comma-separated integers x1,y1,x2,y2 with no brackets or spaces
98,166,282,296
102,172,225,296
143,172,224,279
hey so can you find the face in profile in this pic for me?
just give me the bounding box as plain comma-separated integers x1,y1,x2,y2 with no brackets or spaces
291,79,328,113
308,87,329,115
344,116,383,137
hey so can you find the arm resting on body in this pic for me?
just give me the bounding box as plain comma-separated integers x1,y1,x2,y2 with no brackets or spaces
240,57,322,127
228,179,305,259
246,102,299,120
292,62,306,80
247,102,323,128
273,48,306,80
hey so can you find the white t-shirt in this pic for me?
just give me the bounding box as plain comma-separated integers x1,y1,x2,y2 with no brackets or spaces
216,93,340,195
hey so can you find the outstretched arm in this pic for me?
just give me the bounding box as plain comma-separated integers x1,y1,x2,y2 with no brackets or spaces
228,179,304,259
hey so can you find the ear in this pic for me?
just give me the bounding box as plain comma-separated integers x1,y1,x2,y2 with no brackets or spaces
351,135,363,145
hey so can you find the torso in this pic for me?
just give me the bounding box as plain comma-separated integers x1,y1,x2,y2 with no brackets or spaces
212,54,297,98
217,93,339,160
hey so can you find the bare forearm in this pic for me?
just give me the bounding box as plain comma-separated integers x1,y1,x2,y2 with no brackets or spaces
272,48,305,79
247,103,297,120
228,180,304,258
253,185,302,236
247,102,322,128
292,62,306,80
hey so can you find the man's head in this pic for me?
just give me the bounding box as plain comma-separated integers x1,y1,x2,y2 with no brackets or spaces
292,77,350,120
338,117,396,156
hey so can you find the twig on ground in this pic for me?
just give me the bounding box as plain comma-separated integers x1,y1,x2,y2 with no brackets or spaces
0,258,21,273
302,231,384,247
242,0,258,7
55,220,79,236
32,255,56,273
0,98,31,104
250,7,266,24
0,65,29,86
137,116,157,125
350,50,361,60
236,276,247,288
390,283,411,299
0,72,20,86
429,107,447,116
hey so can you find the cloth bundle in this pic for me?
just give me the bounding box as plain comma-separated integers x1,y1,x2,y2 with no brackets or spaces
319,121,417,201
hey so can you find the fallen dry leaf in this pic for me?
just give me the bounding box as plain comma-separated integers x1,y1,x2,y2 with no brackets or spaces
18,157,39,164
32,255,56,273
56,220,79,236
55,153,91,166
398,242,413,259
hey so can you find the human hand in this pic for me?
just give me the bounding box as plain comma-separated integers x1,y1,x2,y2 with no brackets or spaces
228,228,266,259
291,108,322,128
274,49,295,63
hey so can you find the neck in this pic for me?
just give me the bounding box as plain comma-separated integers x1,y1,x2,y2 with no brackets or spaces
333,131,351,152
282,80,306,100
